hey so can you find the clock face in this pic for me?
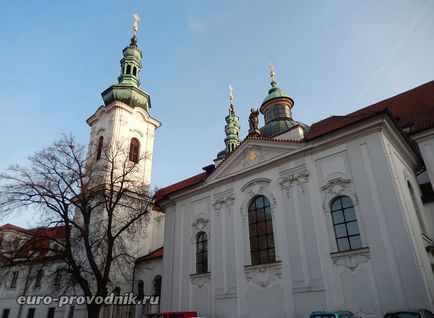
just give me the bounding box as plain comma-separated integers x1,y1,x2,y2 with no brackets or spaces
248,150,257,161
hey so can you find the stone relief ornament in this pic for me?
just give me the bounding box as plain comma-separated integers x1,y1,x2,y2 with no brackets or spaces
244,262,282,288
278,168,310,197
331,248,370,272
321,178,358,210
190,273,211,289
212,192,235,211
192,218,209,232
240,179,276,224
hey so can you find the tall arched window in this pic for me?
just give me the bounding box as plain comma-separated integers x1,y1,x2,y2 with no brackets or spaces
129,138,140,163
153,275,162,296
331,196,362,252
137,280,144,300
96,136,103,160
407,181,426,234
133,66,137,76
196,232,208,274
248,195,275,265
126,65,131,74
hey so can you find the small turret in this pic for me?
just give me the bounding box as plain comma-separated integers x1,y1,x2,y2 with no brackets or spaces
216,85,241,162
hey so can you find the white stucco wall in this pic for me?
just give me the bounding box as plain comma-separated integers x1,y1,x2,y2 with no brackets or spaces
160,117,434,318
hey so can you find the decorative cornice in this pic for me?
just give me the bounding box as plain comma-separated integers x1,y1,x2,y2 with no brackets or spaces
278,168,310,197
244,262,282,288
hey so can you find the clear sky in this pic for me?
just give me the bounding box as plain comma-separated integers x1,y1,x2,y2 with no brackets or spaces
1,0,434,227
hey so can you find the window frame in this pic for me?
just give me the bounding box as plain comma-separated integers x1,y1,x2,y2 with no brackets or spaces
330,196,362,252
195,232,208,274
96,136,103,160
247,195,276,265
35,269,43,288
10,271,19,288
129,138,140,163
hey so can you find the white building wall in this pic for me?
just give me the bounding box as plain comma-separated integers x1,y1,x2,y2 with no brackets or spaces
160,123,434,318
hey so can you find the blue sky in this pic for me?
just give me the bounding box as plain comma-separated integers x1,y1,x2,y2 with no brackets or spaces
1,0,434,227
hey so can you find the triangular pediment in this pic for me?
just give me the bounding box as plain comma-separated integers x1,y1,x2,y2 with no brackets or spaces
207,139,303,182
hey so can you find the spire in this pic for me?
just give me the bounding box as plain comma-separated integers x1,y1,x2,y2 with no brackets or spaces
224,84,241,154
268,62,277,88
117,14,143,87
101,14,151,111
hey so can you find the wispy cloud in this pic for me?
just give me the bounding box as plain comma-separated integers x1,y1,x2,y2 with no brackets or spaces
352,0,432,107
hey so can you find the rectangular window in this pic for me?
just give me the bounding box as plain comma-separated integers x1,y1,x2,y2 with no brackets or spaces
10,271,19,288
67,306,75,318
54,268,61,287
27,309,35,318
35,270,43,288
46,308,55,318
2,309,10,318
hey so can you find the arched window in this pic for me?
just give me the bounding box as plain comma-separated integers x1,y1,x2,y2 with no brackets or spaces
331,196,362,252
133,66,137,76
96,136,103,160
196,232,208,274
153,275,161,296
126,65,131,74
129,138,140,163
407,181,426,234
248,195,275,265
137,280,144,300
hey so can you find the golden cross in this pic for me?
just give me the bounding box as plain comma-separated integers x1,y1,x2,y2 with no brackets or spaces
132,13,140,34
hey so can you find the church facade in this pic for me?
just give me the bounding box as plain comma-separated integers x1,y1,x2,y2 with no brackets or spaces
155,76,434,317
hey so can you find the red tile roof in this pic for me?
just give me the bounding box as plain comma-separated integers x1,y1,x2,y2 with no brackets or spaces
305,81,434,140
0,223,65,238
0,223,66,262
155,81,434,204
136,247,163,263
154,172,208,202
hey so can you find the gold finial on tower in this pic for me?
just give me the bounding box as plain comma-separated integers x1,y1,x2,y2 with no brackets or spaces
132,13,141,34
268,62,276,83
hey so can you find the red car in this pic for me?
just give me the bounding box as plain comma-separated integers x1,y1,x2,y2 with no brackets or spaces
143,312,199,318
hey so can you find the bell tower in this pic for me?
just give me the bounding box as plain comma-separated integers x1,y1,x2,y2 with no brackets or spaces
86,15,161,186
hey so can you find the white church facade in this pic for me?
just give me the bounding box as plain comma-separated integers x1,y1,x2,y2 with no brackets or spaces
0,21,434,318
154,76,434,317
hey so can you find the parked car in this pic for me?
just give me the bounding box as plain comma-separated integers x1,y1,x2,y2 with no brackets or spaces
309,311,355,318
143,312,198,318
384,310,434,318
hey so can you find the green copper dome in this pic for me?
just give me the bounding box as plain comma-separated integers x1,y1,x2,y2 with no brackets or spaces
101,35,151,111
263,81,291,104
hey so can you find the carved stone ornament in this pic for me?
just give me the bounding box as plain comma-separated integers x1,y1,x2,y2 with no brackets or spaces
244,262,282,288
241,179,276,224
190,272,211,289
192,218,209,232
212,192,235,211
321,178,358,210
331,248,370,272
278,168,310,197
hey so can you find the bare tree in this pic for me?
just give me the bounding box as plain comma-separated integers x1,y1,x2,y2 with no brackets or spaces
0,135,153,317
